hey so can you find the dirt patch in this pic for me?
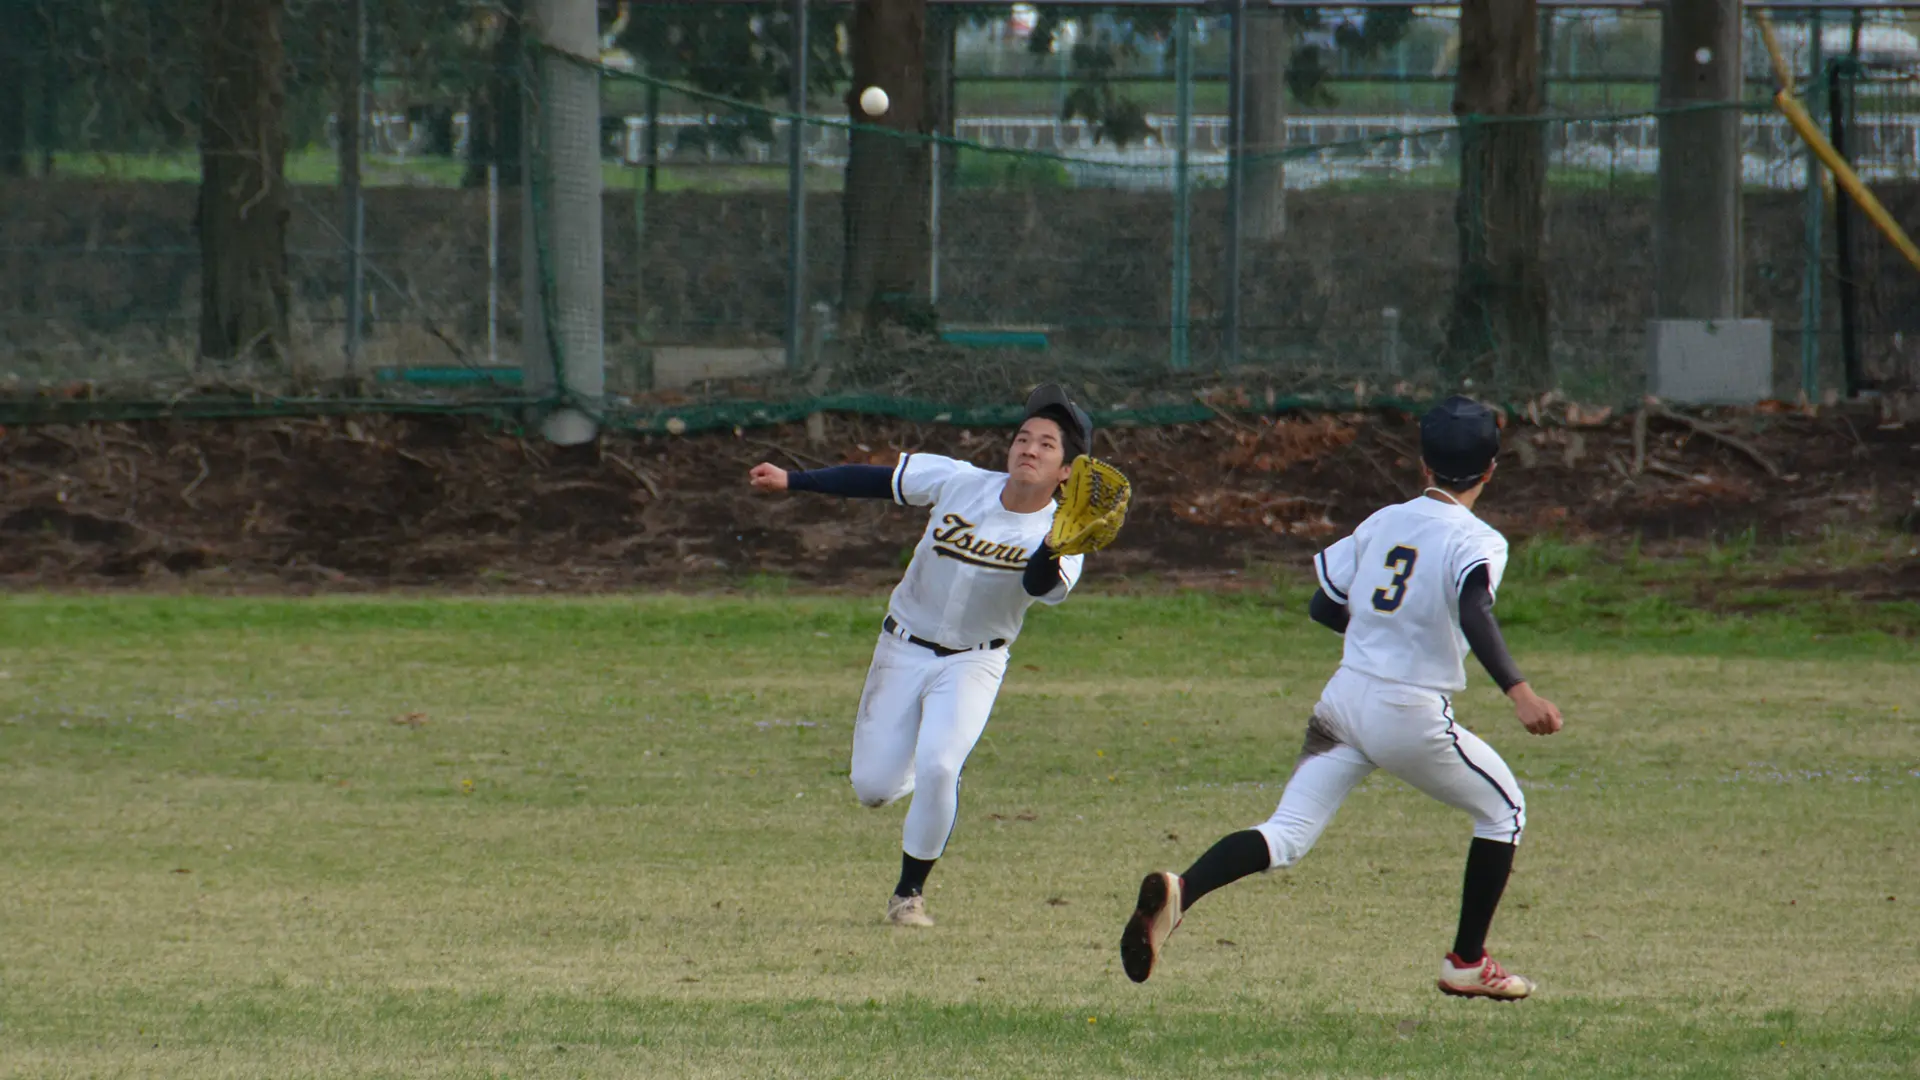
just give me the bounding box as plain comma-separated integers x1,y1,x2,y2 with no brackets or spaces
0,404,1915,595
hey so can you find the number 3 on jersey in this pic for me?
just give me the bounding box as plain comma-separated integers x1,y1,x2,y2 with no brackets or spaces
1371,545,1419,613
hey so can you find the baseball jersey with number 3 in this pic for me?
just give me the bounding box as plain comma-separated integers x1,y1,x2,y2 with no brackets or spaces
1313,497,1509,693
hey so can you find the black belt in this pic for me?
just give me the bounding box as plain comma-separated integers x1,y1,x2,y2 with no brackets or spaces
884,615,1006,657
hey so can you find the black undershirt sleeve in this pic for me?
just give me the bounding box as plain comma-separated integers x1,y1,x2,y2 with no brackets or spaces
1458,564,1526,693
1308,586,1350,634
785,464,895,499
1022,541,1064,598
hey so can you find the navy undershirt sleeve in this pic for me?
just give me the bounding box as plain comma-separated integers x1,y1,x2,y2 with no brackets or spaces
1023,541,1064,597
1308,586,1350,634
1458,564,1526,693
785,464,895,499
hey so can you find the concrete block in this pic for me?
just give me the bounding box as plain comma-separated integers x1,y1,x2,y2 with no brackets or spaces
651,346,785,392
1646,319,1774,405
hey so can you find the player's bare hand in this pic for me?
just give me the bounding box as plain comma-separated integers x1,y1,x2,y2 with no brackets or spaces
748,463,789,492
1508,684,1563,735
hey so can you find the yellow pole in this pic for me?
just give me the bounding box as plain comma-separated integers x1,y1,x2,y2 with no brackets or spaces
1753,11,1795,93
1752,11,1836,207
1775,90,1920,274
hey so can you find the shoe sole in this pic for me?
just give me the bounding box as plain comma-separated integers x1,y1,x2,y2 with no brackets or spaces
1119,872,1173,984
1437,980,1531,1001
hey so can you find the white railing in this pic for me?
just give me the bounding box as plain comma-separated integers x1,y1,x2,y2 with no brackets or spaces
613,110,1920,191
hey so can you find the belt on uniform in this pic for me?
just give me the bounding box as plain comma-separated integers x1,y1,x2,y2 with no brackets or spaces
883,615,1006,658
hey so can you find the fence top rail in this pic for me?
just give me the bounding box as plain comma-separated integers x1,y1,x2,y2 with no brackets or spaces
627,1,1920,11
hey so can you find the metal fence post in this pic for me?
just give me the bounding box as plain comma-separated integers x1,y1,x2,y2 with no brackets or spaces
1224,0,1247,368
785,0,808,370
1800,8,1824,401
1171,10,1192,371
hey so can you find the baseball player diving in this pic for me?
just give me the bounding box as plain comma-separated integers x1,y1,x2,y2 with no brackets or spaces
749,385,1129,928
1118,396,1564,999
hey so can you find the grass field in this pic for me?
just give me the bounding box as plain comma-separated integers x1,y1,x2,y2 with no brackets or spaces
2,548,1917,1077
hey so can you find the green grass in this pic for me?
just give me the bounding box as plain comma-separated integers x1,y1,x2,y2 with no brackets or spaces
1,557,1916,1077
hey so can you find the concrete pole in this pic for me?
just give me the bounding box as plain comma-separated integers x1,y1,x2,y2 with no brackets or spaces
1653,0,1742,320
523,0,605,445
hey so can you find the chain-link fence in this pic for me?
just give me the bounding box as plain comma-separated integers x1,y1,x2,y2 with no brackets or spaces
1,1,1916,431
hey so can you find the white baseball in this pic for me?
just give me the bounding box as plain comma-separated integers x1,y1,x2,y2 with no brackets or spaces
859,85,889,117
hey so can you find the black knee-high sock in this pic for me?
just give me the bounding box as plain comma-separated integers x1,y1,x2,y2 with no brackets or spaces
895,853,936,898
1177,830,1271,911
1451,838,1517,963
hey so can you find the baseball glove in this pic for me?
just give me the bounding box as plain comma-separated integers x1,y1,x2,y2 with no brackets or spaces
1046,454,1131,555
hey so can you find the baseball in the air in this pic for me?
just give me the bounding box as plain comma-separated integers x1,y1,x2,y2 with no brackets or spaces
859,85,889,117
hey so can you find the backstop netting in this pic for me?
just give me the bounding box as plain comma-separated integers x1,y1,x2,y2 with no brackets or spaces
2,3,1916,431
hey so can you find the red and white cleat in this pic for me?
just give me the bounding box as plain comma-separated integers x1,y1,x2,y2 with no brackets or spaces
1438,952,1535,1000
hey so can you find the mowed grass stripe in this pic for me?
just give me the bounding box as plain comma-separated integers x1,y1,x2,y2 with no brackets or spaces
0,590,1915,1077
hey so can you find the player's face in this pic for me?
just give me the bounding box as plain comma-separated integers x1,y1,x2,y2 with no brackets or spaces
1008,418,1072,486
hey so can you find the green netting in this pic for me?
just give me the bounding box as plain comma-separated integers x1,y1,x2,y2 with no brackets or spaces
2,2,1917,433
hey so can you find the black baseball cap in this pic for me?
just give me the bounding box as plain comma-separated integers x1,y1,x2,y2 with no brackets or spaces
1024,383,1093,457
1420,395,1501,487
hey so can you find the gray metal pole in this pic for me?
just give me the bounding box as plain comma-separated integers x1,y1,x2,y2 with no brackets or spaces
1171,10,1192,371
1800,9,1824,399
343,0,367,369
644,81,660,192
785,0,808,369
1224,0,1247,367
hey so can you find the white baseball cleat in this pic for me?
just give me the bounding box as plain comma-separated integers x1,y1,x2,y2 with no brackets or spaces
1438,952,1535,1000
1119,871,1183,983
886,893,935,928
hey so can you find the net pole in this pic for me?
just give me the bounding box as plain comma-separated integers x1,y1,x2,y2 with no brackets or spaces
342,0,367,370
528,0,604,445
488,162,500,366
1830,57,1860,396
1800,9,1824,400
1170,9,1192,371
785,0,808,369
929,140,941,305
1224,0,1248,368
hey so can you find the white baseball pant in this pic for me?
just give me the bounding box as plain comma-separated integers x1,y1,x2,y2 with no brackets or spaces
1254,666,1526,869
848,631,1009,861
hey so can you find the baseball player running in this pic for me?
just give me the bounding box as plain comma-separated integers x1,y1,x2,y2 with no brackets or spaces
1118,396,1563,999
749,385,1118,928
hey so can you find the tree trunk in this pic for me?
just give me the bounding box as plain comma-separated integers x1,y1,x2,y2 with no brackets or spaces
841,0,932,339
1654,0,1741,319
0,0,30,177
464,0,524,189
1243,10,1289,243
1444,0,1549,393
198,0,291,363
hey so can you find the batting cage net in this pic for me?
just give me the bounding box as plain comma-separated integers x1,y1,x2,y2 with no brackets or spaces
2,2,1917,433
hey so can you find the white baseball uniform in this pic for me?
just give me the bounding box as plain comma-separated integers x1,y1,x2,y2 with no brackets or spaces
849,452,1085,860
1254,495,1526,869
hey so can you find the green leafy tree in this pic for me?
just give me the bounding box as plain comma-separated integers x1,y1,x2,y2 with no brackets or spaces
616,2,850,153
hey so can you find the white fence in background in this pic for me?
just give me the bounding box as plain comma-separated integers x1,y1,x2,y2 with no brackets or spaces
616,110,1920,192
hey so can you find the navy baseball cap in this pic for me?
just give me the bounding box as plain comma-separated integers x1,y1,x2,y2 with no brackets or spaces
1420,395,1501,486
1024,383,1093,456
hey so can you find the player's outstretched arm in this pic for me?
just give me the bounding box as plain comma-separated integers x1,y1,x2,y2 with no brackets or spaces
1458,565,1563,736
748,462,894,498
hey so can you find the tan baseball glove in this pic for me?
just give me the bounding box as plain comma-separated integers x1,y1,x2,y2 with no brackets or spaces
1046,454,1131,555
